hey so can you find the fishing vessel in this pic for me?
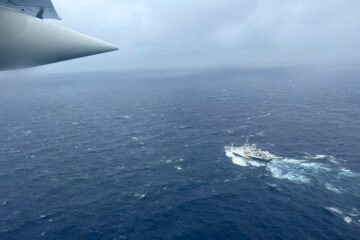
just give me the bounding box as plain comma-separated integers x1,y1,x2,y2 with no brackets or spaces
225,142,273,162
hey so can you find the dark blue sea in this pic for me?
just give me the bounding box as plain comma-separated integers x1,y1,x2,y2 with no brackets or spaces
0,67,359,240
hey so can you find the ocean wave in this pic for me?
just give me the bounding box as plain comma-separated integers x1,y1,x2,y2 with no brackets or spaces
349,208,360,217
339,168,360,177
324,183,343,194
329,156,339,164
175,165,183,170
225,129,234,134
303,153,338,162
344,217,352,224
325,207,360,225
255,131,265,137
134,193,146,199
325,207,343,215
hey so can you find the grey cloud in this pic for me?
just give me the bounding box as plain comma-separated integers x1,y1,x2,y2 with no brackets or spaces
36,0,360,72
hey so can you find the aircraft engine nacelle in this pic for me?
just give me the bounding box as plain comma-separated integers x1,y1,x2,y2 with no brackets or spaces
0,7,118,70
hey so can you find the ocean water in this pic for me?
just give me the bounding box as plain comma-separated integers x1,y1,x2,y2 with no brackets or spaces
0,67,359,240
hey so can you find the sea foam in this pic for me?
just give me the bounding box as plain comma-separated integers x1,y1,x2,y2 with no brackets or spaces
225,147,360,195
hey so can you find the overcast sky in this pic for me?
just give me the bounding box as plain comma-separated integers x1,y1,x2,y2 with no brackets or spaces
37,0,360,72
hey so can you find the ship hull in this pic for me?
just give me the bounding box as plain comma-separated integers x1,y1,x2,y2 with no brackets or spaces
232,152,272,162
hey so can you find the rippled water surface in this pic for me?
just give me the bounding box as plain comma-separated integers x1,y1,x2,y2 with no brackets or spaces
0,68,359,239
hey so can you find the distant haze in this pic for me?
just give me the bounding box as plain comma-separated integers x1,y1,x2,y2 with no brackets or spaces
27,0,360,72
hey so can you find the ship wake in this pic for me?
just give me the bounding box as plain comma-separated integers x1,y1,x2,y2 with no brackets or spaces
225,148,360,196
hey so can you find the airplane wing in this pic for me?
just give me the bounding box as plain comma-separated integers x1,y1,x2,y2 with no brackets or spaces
0,0,60,19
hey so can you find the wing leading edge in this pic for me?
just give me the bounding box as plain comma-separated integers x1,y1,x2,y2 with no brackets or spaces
0,0,60,19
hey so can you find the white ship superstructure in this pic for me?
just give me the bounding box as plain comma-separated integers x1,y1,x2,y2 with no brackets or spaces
225,143,273,162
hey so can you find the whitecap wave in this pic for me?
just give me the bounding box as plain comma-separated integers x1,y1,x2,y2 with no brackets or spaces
325,183,343,194
305,154,341,165
175,165,183,170
255,131,265,137
325,207,360,225
339,168,360,177
326,207,343,215
329,156,339,164
344,216,352,224
349,208,359,217
134,193,146,199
